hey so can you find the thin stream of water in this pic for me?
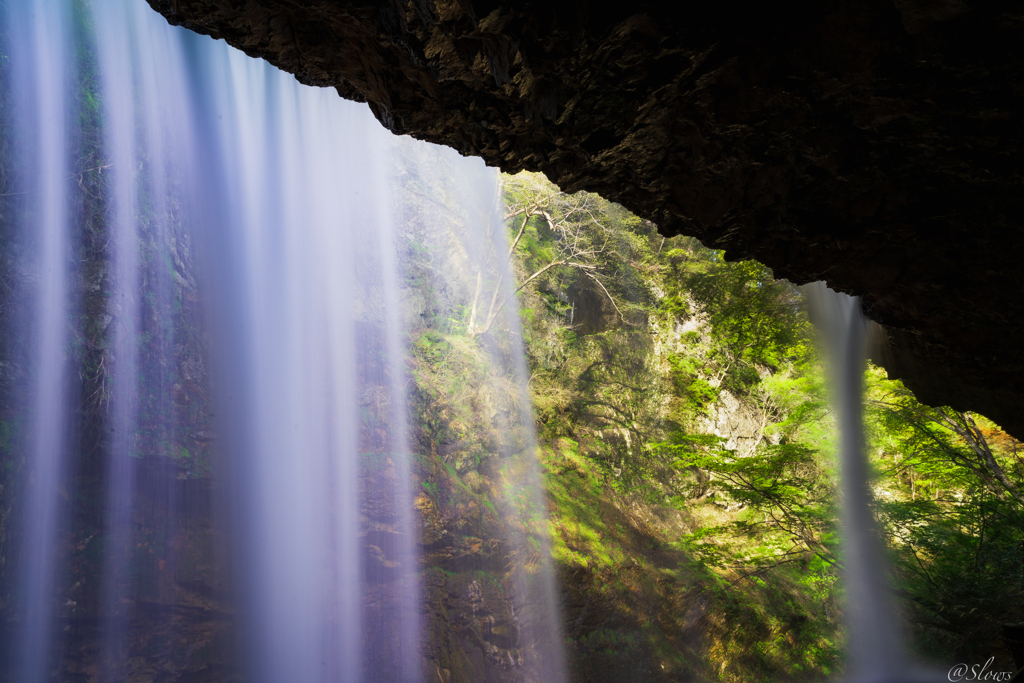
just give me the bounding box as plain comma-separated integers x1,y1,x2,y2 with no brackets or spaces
807,282,943,683
7,1,74,680
94,3,143,673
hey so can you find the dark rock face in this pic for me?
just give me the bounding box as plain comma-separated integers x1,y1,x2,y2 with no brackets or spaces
147,0,1024,435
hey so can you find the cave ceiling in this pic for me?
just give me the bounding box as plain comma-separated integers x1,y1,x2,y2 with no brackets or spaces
147,0,1024,437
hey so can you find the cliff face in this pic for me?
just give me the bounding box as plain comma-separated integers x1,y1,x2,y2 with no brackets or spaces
146,0,1024,435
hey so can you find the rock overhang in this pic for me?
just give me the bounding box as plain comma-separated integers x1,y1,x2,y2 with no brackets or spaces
147,0,1024,437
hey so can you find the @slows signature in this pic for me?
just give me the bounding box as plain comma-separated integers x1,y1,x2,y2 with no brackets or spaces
948,657,1015,682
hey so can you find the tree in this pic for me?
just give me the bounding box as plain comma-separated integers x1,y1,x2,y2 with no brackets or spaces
466,173,626,336
681,248,808,374
866,373,1024,658
871,383,1023,505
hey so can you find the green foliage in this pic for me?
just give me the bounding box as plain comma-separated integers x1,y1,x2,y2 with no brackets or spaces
413,329,451,364
666,353,719,419
403,167,1020,675
498,172,1024,671
659,294,691,321
863,371,1024,660
684,253,809,371
666,436,838,567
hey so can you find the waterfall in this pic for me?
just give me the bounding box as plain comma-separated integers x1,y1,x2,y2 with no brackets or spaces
402,151,568,682
0,1,566,681
807,283,941,683
5,1,75,681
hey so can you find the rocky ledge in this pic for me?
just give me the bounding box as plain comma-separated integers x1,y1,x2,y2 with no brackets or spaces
147,0,1024,436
